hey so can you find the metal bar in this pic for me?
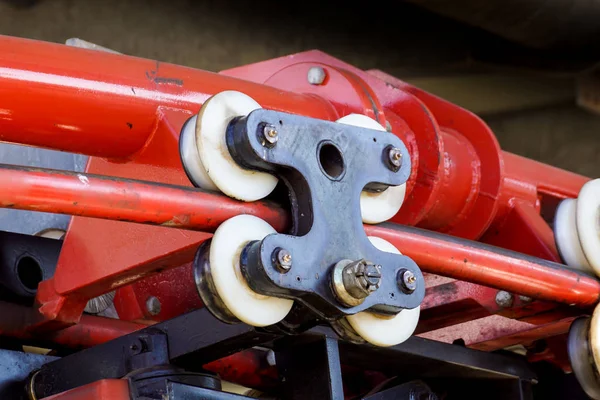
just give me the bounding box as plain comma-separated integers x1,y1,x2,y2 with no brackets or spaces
276,337,344,400
0,165,289,233
34,308,280,398
0,349,56,399
0,36,335,158
32,307,537,399
368,223,600,307
0,301,278,391
0,300,144,346
333,332,536,382
0,165,597,308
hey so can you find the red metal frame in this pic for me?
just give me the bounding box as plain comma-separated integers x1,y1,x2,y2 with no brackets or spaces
0,34,595,391
44,380,130,400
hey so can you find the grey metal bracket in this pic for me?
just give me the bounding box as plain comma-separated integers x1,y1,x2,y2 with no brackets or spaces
227,109,424,319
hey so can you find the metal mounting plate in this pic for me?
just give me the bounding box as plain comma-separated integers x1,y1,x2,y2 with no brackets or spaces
227,109,423,319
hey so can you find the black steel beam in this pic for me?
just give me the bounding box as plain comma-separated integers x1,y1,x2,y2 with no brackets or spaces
0,349,56,399
33,308,280,398
276,337,344,400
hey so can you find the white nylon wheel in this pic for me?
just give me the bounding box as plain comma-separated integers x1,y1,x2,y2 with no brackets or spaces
345,236,420,347
336,114,406,224
554,199,593,273
196,91,278,201
589,304,600,375
180,114,218,191
210,215,293,327
577,179,600,275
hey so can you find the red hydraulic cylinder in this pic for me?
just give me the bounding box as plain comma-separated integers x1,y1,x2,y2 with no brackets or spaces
0,35,336,158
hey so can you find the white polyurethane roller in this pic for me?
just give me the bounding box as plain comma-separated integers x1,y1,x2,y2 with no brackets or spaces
589,303,600,376
180,114,219,191
336,114,406,224
554,198,593,273
345,236,420,347
195,91,278,201
209,214,293,326
576,179,600,275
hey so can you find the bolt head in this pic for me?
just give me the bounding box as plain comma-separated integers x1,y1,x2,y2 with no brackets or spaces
356,261,382,292
398,269,417,293
262,125,279,146
495,291,514,308
274,248,292,272
388,147,402,169
146,296,161,316
307,66,326,85
342,259,382,299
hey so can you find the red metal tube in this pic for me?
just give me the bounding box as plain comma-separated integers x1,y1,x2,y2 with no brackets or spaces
0,165,289,233
0,165,597,308
366,224,600,307
50,314,146,349
0,300,144,348
0,35,336,158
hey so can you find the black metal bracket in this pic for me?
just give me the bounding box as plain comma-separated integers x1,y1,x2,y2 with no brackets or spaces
0,230,61,303
29,307,537,399
226,109,423,319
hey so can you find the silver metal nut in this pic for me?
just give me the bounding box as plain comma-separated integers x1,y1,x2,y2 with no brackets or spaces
387,147,402,169
307,66,326,85
398,269,417,293
331,259,381,307
262,124,279,146
274,248,292,272
343,259,382,299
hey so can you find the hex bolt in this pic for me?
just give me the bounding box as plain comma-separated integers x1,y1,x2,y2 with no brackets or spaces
387,147,403,170
262,124,279,147
343,260,382,299
398,269,417,293
274,248,292,273
129,339,144,355
146,296,161,316
495,291,514,308
307,66,326,85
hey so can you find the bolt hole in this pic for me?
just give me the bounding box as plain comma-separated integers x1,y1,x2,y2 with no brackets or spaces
318,143,344,180
296,276,301,282
373,138,377,142
278,120,283,125
17,256,43,291
390,293,395,298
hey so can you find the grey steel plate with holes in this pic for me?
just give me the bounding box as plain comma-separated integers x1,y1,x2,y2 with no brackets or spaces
227,109,423,319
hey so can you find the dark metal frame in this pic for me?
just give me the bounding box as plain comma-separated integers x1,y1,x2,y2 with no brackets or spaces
0,230,61,302
27,307,537,399
226,109,423,319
